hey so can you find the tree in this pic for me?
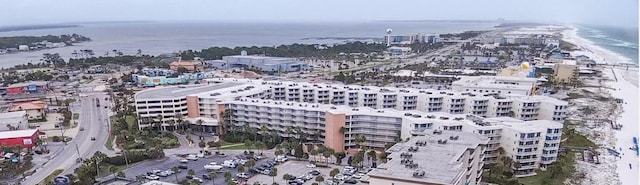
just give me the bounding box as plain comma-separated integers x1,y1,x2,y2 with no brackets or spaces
212,141,222,154
329,168,340,178
323,150,333,165
315,176,324,183
246,159,256,170
269,167,278,184
367,150,377,166
109,166,118,179
172,166,180,182
237,165,245,173
355,134,367,150
244,139,254,152
255,141,266,154
196,119,205,133
188,169,195,177
154,114,163,131
379,152,388,163
209,172,218,184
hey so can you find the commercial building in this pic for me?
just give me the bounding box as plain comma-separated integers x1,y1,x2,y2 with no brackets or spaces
0,111,29,131
369,131,488,185
134,78,565,156
451,76,538,96
553,60,578,83
384,34,437,45
169,61,197,72
9,101,47,120
219,55,308,72
6,81,49,96
132,75,188,87
386,46,412,59
141,180,179,185
0,129,40,149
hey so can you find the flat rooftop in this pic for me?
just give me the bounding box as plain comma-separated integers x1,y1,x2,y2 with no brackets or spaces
0,129,38,140
370,131,488,185
0,111,26,119
135,83,242,99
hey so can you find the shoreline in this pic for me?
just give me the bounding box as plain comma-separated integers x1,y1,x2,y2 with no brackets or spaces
563,26,639,185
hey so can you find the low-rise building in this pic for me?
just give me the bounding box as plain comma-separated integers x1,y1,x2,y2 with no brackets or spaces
0,111,29,131
9,101,47,120
370,131,488,185
0,129,40,149
553,60,578,83
452,76,538,96
170,61,197,72
219,55,307,72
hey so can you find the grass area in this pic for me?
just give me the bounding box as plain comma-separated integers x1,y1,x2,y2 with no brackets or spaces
73,113,79,120
563,132,597,148
96,164,130,178
220,143,248,150
105,134,115,150
518,153,576,185
38,169,63,185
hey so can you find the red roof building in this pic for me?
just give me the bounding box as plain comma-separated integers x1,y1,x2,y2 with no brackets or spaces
0,129,40,149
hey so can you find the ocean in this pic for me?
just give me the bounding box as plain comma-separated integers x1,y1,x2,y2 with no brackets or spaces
0,21,497,68
576,25,639,64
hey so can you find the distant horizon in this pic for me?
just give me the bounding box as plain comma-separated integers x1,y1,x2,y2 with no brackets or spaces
1,19,637,29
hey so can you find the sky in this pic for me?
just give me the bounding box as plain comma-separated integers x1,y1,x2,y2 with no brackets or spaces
0,0,637,28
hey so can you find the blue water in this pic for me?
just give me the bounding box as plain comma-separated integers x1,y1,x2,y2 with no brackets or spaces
0,21,498,68
576,25,639,64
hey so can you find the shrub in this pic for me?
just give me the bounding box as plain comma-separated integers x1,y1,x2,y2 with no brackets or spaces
51,136,60,142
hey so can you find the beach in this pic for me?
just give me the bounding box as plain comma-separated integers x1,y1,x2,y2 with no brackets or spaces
563,26,639,185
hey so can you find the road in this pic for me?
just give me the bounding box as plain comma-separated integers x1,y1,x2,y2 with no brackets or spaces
23,93,112,185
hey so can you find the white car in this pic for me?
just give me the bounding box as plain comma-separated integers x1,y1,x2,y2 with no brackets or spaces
236,173,248,179
192,177,203,183
186,154,198,161
306,163,316,168
145,175,160,180
179,158,189,163
353,173,365,179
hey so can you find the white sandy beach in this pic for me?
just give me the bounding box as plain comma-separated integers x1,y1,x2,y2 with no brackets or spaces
563,26,639,185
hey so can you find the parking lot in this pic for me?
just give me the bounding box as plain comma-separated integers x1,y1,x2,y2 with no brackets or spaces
122,150,274,185
248,160,368,185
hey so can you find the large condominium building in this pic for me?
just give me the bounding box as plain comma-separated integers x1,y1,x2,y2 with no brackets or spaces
134,78,567,132
369,131,488,185
451,76,538,96
459,116,562,177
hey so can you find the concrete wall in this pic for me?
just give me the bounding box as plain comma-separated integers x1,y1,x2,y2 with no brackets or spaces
324,112,346,152
186,96,200,118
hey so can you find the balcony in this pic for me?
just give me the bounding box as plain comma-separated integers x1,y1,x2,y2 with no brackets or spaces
517,158,538,163
515,151,537,156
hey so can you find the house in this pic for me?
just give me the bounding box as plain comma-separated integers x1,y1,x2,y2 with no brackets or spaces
9,101,47,120
18,45,29,51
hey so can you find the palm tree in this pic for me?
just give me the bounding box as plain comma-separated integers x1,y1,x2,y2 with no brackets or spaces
367,150,377,167
175,113,185,131
209,172,217,184
355,134,367,150
323,150,333,165
109,166,118,179
167,119,176,131
269,167,278,184
310,149,318,162
154,115,163,131
172,166,180,182
196,119,205,133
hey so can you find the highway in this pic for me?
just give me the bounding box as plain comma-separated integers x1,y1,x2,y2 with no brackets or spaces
23,93,111,185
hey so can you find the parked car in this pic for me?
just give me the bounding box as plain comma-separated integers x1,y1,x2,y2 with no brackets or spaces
236,173,248,179
309,169,320,176
178,165,188,169
179,158,189,163
186,175,194,179
202,174,211,180
90,137,96,141
79,127,84,131
306,163,316,168
145,175,160,180
353,173,365,179
192,177,203,183
344,178,358,184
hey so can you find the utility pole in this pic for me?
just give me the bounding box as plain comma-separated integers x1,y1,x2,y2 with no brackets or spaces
75,143,81,158
123,150,129,167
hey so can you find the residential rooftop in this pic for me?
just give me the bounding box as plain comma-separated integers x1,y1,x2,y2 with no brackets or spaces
0,111,26,119
135,83,242,99
370,131,488,185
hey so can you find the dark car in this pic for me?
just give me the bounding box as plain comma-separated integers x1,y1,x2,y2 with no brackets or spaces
202,174,211,180
178,165,188,169
91,137,96,141
344,178,358,184
249,168,258,174
186,175,194,179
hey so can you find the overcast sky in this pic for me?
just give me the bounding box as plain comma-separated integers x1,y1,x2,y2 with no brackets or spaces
1,0,637,28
